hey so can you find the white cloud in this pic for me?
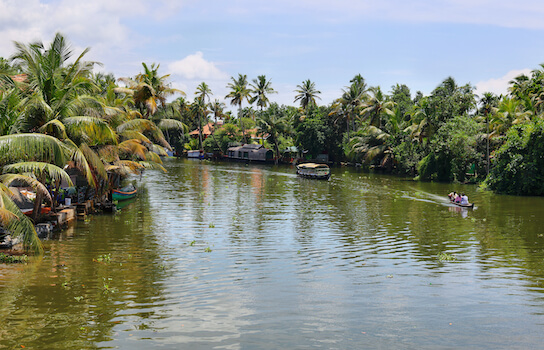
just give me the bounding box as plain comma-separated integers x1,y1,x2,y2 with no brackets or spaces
168,52,229,81
475,68,532,97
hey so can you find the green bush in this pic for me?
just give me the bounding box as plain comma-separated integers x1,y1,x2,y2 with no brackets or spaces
487,121,544,195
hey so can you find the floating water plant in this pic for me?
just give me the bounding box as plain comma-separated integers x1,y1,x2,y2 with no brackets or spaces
204,247,212,253
438,252,456,261
102,277,116,294
94,253,112,263
0,253,28,264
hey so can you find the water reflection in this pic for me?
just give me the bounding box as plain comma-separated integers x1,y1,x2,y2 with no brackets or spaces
1,159,544,349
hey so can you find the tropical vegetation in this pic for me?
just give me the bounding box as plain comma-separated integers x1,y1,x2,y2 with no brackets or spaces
1,32,544,253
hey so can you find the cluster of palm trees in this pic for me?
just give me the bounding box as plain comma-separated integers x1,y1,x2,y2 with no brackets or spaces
0,34,177,252
3,33,543,252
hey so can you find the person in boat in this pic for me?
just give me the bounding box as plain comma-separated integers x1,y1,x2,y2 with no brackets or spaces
455,193,462,203
448,191,455,200
460,193,469,205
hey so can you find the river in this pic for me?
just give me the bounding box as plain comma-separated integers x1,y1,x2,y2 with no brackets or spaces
1,158,543,349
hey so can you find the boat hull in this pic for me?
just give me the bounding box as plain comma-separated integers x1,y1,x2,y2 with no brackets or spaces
296,171,331,180
296,162,331,180
450,199,474,208
112,189,137,201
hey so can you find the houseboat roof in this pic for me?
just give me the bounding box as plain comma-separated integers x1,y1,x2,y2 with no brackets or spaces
297,163,329,169
227,143,267,151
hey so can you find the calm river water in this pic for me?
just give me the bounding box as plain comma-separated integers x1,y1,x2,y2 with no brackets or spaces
1,158,544,349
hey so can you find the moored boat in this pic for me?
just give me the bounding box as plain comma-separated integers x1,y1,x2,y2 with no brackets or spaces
187,150,204,159
112,184,137,201
296,163,331,180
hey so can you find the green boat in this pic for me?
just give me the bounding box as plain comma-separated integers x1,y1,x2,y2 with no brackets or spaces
112,184,137,201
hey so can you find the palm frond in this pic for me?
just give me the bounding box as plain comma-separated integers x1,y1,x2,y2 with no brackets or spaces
97,145,119,163
159,118,188,132
105,160,145,176
117,118,171,151
145,151,163,164
0,191,43,254
149,144,168,156
0,173,53,203
138,161,167,172
3,161,72,186
117,118,156,133
0,133,70,165
39,119,68,139
118,139,147,160
119,130,151,144
63,116,117,145
80,143,107,181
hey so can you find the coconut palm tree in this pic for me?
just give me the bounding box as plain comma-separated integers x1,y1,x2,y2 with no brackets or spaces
491,97,531,136
406,97,434,143
479,92,498,175
118,63,184,118
256,109,290,164
210,99,226,124
332,76,368,140
195,82,212,150
10,32,101,133
360,86,395,129
249,75,277,112
226,74,251,143
294,79,321,111
190,97,210,151
347,126,393,169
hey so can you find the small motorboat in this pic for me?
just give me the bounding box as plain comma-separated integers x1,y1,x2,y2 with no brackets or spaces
112,184,137,201
296,163,331,180
448,194,474,208
450,200,474,208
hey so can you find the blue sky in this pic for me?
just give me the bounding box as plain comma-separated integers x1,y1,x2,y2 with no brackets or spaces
2,0,544,110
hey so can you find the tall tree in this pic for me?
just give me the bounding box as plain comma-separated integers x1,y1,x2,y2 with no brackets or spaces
118,63,184,118
479,92,498,175
225,74,251,143
333,75,368,140
256,103,290,164
294,79,321,111
210,99,226,124
249,75,277,112
195,82,212,150
360,86,395,129
10,32,100,132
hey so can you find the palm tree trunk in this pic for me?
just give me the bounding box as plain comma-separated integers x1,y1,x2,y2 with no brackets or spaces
346,116,350,141
31,175,47,223
198,112,203,151
208,125,224,156
239,104,247,144
486,112,490,176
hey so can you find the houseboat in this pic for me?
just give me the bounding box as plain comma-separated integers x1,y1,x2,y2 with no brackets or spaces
226,144,274,162
296,163,331,180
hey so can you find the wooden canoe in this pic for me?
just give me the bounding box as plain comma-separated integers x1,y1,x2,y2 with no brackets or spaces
112,185,137,201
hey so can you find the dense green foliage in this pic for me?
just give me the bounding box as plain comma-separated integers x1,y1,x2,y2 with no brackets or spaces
486,121,544,195
1,31,544,255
